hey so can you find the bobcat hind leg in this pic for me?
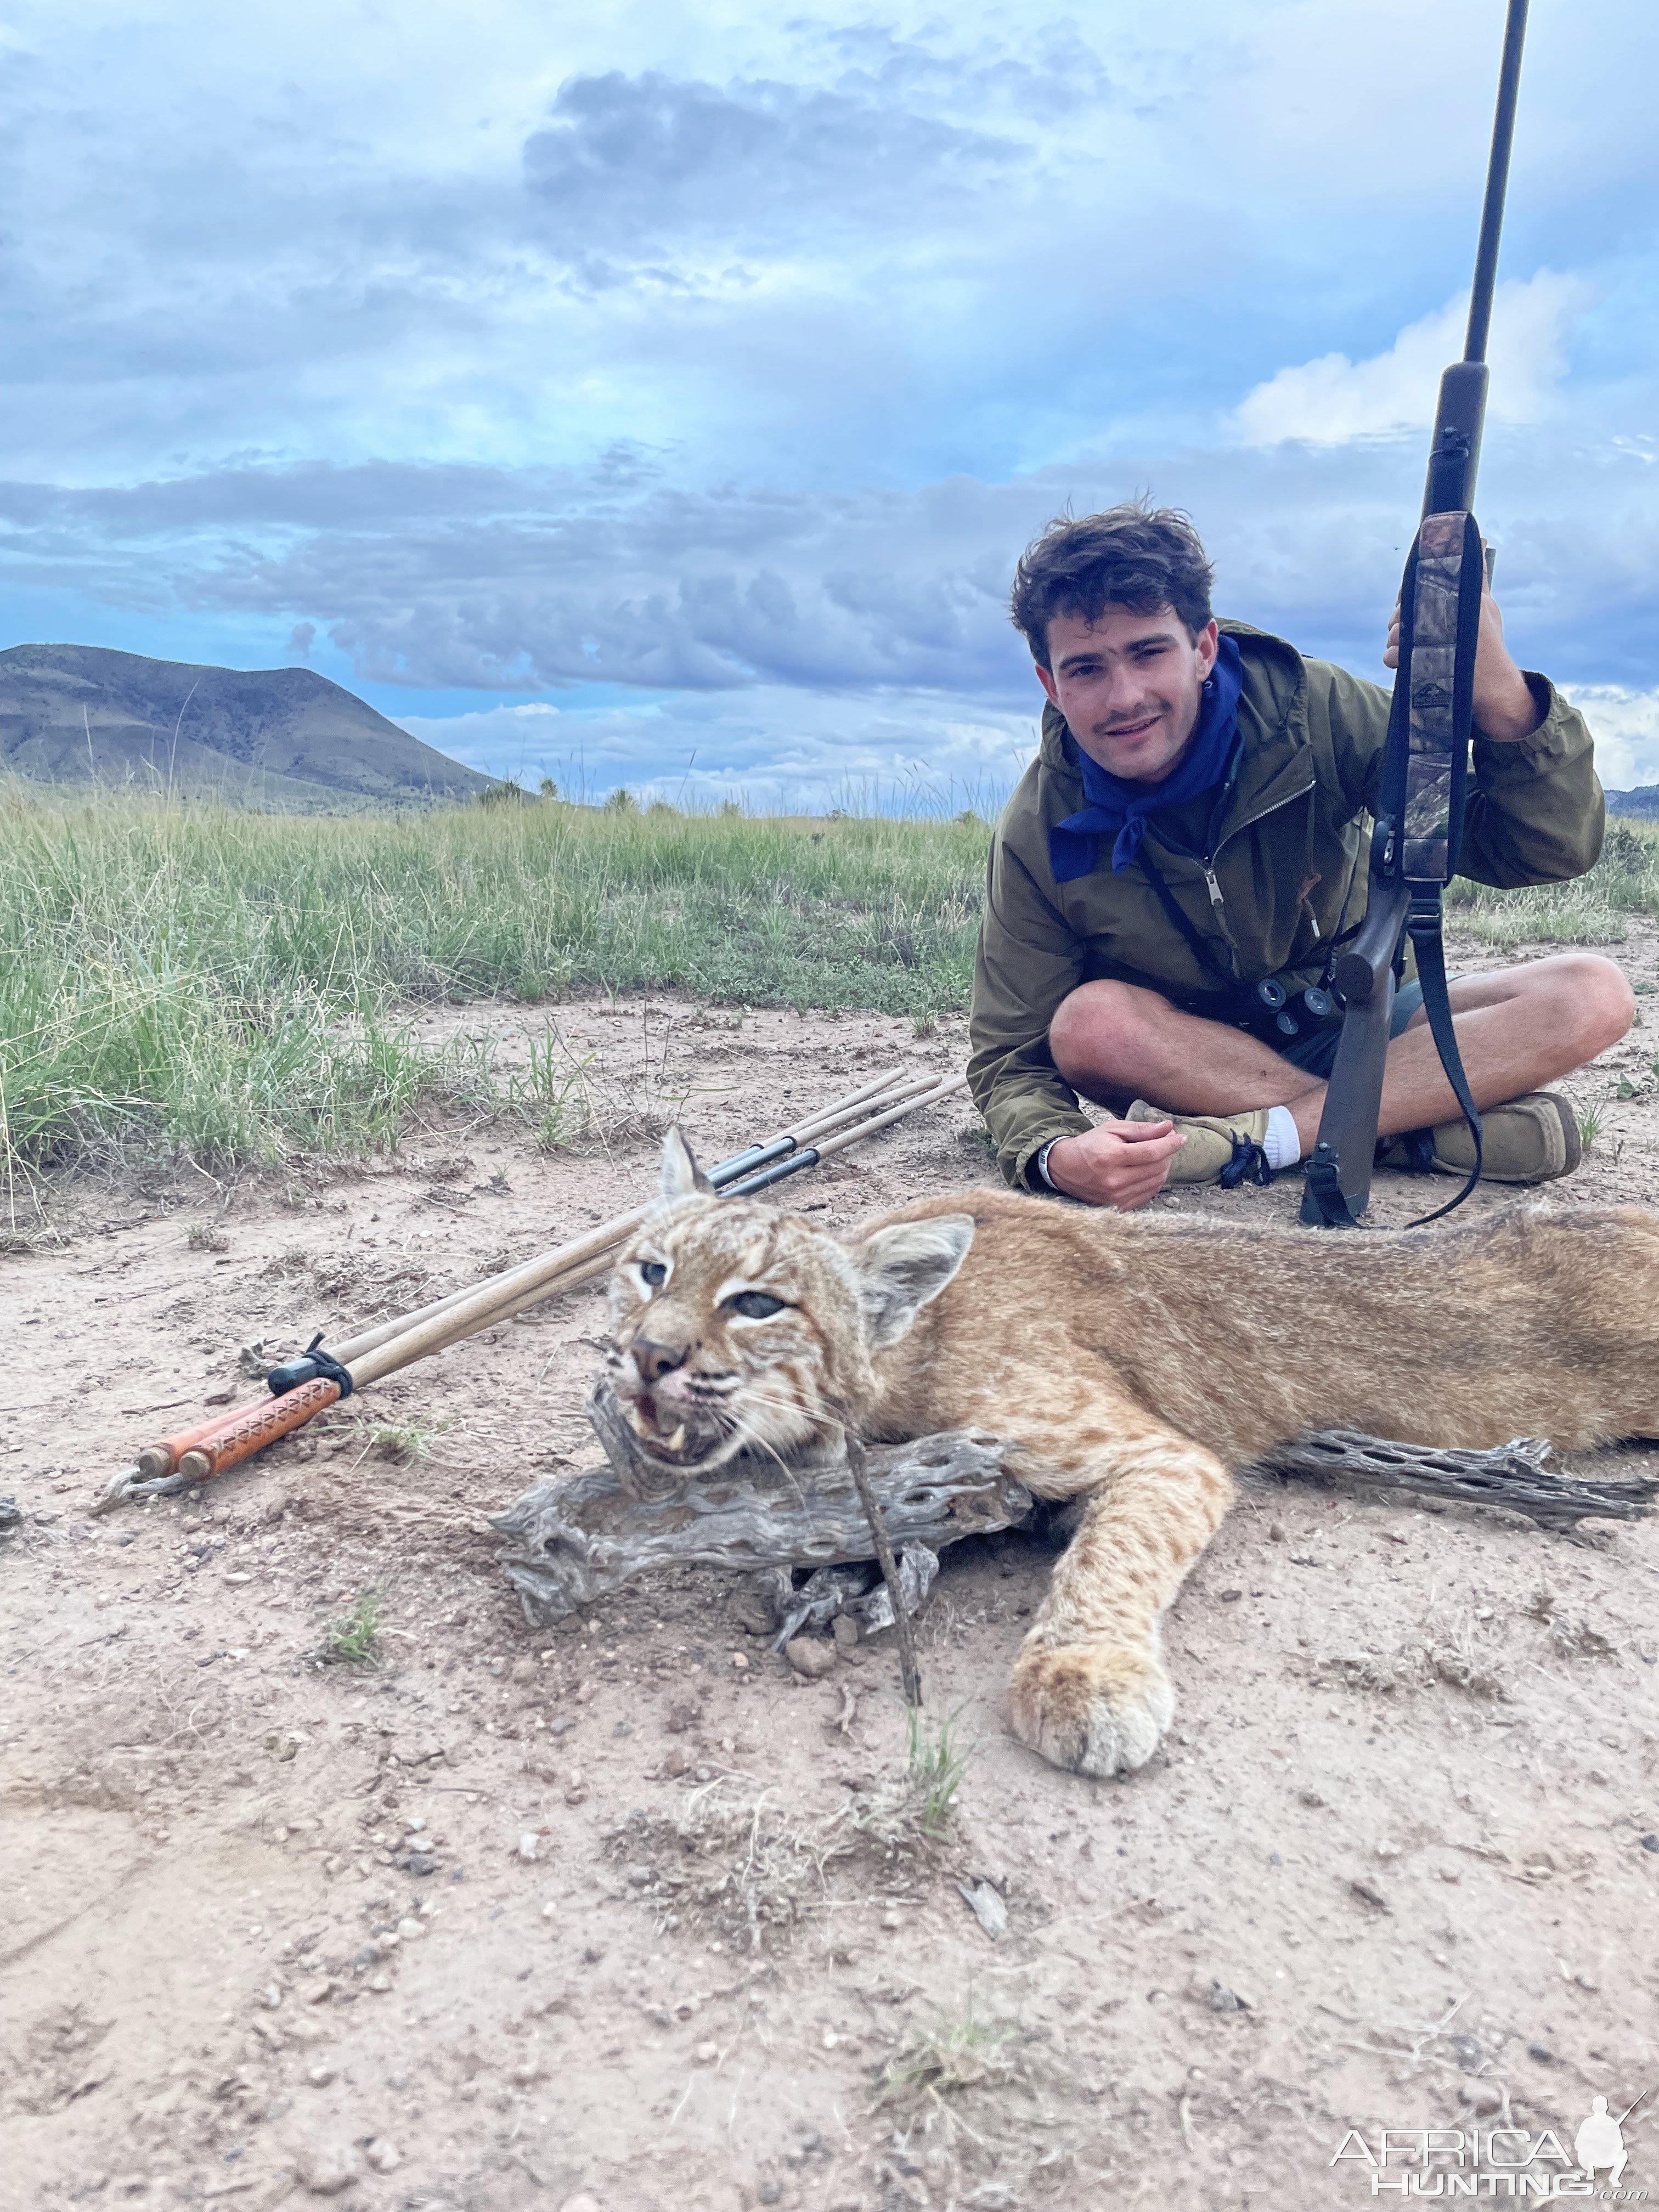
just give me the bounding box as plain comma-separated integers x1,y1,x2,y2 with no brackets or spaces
1006,1412,1233,1778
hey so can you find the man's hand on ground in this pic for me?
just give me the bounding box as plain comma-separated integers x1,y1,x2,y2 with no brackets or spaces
1043,1119,1185,1210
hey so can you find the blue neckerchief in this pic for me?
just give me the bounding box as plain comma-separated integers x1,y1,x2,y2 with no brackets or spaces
1048,634,1245,884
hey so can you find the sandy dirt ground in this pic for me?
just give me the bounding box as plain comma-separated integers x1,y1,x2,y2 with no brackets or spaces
4,929,1659,2212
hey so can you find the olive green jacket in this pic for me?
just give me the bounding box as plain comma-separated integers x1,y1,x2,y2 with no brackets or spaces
969,619,1605,1191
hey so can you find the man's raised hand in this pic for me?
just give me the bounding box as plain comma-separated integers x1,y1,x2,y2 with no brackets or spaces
1383,561,1543,743
1043,1117,1185,1210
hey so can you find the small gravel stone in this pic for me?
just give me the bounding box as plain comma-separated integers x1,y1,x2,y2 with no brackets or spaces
785,1638,836,1680
517,1832,540,1863
663,1748,689,1778
292,2141,358,2196
729,1594,774,1636
693,2041,719,2065
512,1656,537,1683
559,2195,602,2212
396,1916,424,1940
831,1615,860,1651
304,2066,335,2088
365,1972,393,1994
366,2141,402,2174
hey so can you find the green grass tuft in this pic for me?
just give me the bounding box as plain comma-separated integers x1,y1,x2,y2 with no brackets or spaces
323,1590,384,1666
877,1996,1022,2108
905,1704,973,1835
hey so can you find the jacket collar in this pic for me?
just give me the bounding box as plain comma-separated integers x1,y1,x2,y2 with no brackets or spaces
1036,620,1313,843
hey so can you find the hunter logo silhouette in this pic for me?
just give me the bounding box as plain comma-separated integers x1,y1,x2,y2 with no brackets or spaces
1575,2090,1647,2187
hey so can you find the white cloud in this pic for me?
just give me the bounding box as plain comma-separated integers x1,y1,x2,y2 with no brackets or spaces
1560,684,1659,793
1233,271,1596,448
397,685,1037,811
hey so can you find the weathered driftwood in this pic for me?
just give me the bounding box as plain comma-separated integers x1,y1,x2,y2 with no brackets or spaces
493,1389,1658,1629
1252,1429,1659,1531
492,1425,1035,1629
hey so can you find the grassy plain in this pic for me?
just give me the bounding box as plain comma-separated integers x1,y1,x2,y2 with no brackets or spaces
0,785,985,1182
2,781,1655,1187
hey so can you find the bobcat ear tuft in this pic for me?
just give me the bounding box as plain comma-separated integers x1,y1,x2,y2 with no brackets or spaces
660,1125,713,1200
847,1215,974,1348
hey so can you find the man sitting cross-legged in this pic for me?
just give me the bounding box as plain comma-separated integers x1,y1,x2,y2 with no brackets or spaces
968,503,1633,1210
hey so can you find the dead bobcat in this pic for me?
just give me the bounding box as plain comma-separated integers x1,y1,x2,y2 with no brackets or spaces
605,1130,1659,1778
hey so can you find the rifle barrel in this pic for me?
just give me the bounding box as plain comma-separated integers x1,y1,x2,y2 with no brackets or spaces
1464,0,1531,363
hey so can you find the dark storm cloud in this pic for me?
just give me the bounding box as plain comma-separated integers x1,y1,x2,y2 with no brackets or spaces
5,420,1654,704
522,66,1024,264
5,0,1656,782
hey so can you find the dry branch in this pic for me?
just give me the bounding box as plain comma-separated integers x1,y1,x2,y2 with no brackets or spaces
1252,1429,1659,1530
494,1402,1657,1629
492,1425,1035,1627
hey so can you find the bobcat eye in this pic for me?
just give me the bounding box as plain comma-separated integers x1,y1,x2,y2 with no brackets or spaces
725,1290,785,1321
639,1260,667,1288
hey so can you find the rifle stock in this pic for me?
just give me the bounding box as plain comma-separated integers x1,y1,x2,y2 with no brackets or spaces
1331,874,1411,1007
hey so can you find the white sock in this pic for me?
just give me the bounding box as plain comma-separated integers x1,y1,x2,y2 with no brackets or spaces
1263,1104,1303,1170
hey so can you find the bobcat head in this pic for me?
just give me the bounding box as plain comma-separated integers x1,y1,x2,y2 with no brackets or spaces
603,1128,974,1476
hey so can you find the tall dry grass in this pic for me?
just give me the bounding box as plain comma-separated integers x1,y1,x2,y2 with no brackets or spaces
3,779,1651,1187
0,784,985,1181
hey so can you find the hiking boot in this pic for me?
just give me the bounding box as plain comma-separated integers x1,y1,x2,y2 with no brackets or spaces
1375,1091,1582,1184
1126,1100,1274,1189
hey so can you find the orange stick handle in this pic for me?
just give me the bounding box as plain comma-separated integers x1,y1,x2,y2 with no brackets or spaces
174,1378,341,1483
138,1396,285,1479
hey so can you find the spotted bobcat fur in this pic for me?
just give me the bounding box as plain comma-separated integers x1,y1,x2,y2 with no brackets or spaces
605,1129,1659,1778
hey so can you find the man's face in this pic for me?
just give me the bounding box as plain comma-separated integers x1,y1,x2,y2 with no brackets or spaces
1036,604,1219,786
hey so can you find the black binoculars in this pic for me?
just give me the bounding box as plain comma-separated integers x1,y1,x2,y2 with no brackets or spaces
1250,977,1338,1040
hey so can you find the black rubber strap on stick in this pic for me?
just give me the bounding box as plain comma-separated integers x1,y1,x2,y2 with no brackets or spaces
266,1331,355,1400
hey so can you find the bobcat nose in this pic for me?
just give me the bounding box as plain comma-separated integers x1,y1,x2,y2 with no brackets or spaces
632,1336,689,1384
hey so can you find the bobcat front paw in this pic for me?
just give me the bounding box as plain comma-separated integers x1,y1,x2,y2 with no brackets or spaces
1006,1640,1175,1776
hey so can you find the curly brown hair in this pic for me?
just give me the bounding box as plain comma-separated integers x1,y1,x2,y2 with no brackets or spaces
1009,500,1215,668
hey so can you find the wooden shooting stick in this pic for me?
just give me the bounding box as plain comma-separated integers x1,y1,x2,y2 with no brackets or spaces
96,1066,968,1510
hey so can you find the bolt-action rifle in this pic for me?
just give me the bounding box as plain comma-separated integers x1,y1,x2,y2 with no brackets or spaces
1300,0,1530,1229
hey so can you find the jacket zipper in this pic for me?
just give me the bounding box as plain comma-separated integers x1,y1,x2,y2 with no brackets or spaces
1199,776,1317,942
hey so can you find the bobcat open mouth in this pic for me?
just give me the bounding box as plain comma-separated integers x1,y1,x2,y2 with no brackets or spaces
623,1394,724,1468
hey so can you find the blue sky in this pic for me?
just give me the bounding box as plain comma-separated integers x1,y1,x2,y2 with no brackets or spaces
4,0,1656,803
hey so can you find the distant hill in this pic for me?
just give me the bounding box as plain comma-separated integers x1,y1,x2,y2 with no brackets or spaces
1605,787,1659,819
0,643,496,810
